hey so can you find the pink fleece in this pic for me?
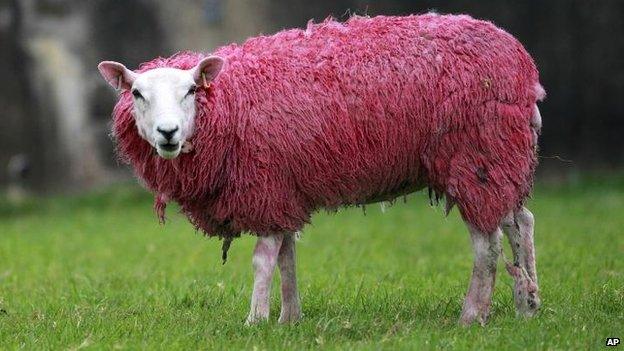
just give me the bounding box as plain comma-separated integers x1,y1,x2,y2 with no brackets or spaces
111,14,544,238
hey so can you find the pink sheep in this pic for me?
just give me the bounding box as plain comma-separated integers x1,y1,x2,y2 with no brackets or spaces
98,13,544,325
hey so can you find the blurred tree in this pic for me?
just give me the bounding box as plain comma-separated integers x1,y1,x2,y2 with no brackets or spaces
0,0,46,191
89,0,168,170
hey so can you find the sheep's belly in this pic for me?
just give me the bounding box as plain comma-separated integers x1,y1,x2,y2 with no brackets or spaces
359,181,427,205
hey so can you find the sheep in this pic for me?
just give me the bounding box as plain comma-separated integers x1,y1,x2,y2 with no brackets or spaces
98,13,544,326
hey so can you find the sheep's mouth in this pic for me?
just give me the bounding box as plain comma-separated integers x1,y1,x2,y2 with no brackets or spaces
158,142,179,152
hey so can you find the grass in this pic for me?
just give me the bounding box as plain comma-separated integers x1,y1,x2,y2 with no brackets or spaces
0,175,623,350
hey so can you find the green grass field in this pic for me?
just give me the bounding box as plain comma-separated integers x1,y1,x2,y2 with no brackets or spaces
1,175,623,350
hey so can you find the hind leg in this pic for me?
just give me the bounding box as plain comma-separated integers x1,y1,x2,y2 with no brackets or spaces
460,224,502,326
501,207,540,316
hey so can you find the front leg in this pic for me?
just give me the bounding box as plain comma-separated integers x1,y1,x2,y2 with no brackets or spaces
246,234,283,325
278,232,301,323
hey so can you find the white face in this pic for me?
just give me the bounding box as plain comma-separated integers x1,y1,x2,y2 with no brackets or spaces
98,57,224,159
131,68,197,159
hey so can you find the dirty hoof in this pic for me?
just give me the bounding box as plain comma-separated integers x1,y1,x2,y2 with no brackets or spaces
245,314,269,326
507,263,541,317
278,308,302,324
515,290,541,318
459,306,489,326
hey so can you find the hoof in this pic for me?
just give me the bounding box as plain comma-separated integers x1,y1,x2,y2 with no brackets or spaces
245,314,269,326
278,309,302,324
508,263,541,317
459,307,489,326
515,292,541,318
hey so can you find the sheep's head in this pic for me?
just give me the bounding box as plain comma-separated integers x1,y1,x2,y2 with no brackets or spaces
98,57,224,159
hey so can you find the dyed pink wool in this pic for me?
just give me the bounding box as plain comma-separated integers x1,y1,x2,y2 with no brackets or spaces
111,14,544,239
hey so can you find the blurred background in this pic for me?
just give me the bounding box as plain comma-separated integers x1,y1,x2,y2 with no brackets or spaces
1,0,623,197
2,2,623,347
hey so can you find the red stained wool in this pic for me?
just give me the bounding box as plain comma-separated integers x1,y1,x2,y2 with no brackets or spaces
111,14,544,239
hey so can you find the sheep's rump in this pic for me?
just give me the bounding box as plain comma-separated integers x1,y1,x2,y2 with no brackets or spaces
112,14,544,238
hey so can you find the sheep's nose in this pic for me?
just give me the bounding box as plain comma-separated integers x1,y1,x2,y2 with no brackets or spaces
156,125,179,140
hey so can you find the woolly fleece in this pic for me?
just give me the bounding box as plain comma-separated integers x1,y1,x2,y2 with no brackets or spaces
111,14,544,239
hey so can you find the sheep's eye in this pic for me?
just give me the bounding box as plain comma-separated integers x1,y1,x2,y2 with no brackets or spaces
186,85,196,96
132,89,143,99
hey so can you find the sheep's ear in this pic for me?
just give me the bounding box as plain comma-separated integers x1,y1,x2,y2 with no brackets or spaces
191,56,224,85
97,61,137,91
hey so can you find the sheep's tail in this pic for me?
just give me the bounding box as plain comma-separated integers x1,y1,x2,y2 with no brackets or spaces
531,83,545,150
530,105,542,149
534,82,546,102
